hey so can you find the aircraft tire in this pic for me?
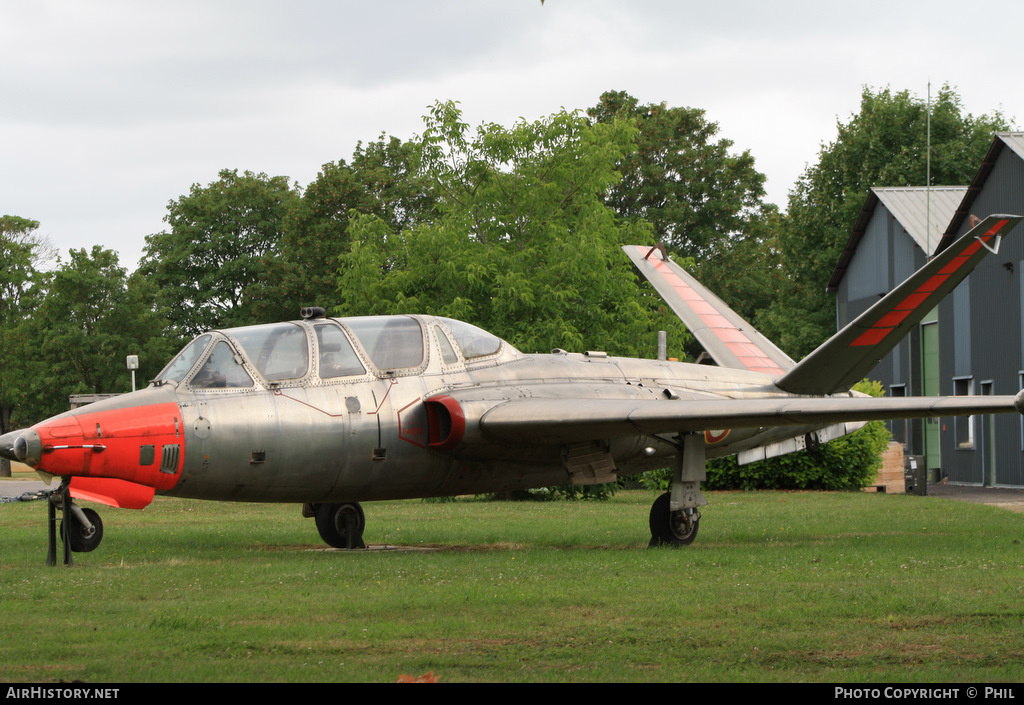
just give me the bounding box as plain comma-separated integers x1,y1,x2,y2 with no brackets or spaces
315,502,367,549
63,507,103,553
648,492,699,547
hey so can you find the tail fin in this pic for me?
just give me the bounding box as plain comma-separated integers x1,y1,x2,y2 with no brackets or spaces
775,214,1023,395
623,245,796,375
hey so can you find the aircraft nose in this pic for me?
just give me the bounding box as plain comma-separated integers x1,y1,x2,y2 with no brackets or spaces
0,429,42,466
0,430,18,461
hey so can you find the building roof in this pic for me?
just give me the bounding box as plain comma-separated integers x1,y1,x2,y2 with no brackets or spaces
935,132,1024,254
826,186,967,292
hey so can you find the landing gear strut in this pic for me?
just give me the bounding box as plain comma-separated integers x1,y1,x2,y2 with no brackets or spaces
649,433,707,548
46,481,103,566
310,502,367,549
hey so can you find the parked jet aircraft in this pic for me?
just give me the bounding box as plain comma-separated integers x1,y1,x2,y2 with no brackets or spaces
3,215,1023,564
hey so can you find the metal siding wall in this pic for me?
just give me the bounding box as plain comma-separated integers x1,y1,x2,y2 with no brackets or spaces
953,279,971,377
889,223,920,392
942,281,978,483
891,221,918,285
847,214,890,300
945,145,1024,486
1020,260,1024,374
971,149,1024,485
891,341,903,385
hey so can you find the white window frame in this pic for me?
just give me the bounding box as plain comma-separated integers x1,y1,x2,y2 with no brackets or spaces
953,376,974,450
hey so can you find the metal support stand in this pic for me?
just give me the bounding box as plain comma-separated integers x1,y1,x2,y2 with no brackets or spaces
45,484,73,566
46,496,57,566
62,490,73,566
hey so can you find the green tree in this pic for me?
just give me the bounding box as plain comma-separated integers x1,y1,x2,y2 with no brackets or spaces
0,216,55,437
586,90,781,343
336,100,688,358
10,247,176,426
139,169,301,337
257,136,432,322
587,91,769,256
764,84,1012,359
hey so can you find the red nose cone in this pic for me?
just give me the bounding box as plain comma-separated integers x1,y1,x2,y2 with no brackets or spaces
32,401,184,492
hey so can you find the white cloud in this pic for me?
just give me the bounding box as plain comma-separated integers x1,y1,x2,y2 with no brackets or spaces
2,0,1021,270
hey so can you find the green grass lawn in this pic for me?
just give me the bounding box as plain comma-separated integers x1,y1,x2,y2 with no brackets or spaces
1,489,1023,683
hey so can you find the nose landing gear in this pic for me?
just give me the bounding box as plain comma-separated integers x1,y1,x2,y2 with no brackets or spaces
46,481,104,566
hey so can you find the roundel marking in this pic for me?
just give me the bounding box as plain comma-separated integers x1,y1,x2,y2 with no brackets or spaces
704,429,730,445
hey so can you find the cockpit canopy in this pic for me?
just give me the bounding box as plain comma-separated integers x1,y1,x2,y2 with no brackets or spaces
154,315,510,389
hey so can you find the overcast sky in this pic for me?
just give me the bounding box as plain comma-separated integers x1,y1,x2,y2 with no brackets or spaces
3,0,1022,271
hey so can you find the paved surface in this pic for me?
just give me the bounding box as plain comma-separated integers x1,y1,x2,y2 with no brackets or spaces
0,478,52,501
5,477,1024,510
925,482,1024,512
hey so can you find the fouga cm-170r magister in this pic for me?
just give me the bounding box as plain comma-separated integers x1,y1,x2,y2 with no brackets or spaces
4,215,1024,564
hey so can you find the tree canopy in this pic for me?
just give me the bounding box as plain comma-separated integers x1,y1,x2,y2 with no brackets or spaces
4,246,175,428
0,216,54,434
138,169,301,338
255,135,433,323
586,90,782,343
334,100,687,357
587,90,768,262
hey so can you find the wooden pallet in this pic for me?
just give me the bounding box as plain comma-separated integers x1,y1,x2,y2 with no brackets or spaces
863,442,905,494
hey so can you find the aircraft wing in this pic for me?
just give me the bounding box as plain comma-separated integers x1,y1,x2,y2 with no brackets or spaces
470,393,1021,446
623,244,796,375
775,214,1023,395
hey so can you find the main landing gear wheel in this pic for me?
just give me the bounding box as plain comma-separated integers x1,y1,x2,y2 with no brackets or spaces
649,491,699,547
62,507,103,553
315,502,367,549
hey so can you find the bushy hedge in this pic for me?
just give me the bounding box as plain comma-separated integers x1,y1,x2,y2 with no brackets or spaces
703,419,891,491
643,380,892,492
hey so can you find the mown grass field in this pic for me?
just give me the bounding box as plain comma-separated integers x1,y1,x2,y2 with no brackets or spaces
1,488,1023,683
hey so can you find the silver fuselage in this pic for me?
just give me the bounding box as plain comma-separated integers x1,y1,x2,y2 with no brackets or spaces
152,315,802,503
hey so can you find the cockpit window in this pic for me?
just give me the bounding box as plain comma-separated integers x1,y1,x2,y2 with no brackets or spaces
226,323,309,381
345,317,424,370
156,334,212,383
439,318,502,359
434,326,459,364
190,341,255,389
315,324,366,378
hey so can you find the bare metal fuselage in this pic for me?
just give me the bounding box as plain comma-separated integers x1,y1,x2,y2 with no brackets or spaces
153,321,807,505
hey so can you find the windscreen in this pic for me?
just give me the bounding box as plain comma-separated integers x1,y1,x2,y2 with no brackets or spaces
155,334,212,383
